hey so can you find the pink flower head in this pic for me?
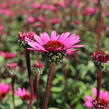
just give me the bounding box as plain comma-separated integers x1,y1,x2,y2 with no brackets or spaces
6,62,18,69
0,25,5,35
0,83,11,100
72,0,80,8
105,26,109,32
84,88,109,109
0,25,4,31
28,16,35,23
0,9,11,16
36,16,45,22
30,3,41,9
33,61,44,69
0,51,16,59
25,31,83,53
54,2,66,8
18,32,34,41
49,18,61,24
92,51,109,63
40,5,56,11
25,31,83,62
82,8,96,16
15,88,34,101
105,0,109,5
92,0,99,4
32,23,44,28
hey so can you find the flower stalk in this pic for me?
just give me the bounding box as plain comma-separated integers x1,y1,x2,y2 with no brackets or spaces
11,76,15,109
42,62,56,109
35,73,40,109
96,70,103,101
25,50,34,109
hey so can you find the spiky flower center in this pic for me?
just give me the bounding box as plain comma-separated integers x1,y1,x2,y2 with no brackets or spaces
43,41,64,52
0,92,6,100
92,99,109,109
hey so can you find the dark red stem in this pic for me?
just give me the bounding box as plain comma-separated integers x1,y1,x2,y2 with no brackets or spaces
25,50,34,109
96,0,103,50
35,73,40,109
12,76,15,109
42,62,56,109
96,70,103,101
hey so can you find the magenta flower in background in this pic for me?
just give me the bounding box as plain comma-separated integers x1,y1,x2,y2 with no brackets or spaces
105,26,109,33
49,18,61,24
28,16,35,23
82,8,96,16
25,31,83,53
15,88,34,101
40,5,56,11
30,3,41,9
0,83,11,100
84,88,109,109
92,0,99,4
0,51,16,59
6,63,18,69
54,2,66,8
0,25,5,35
105,0,109,5
72,0,80,8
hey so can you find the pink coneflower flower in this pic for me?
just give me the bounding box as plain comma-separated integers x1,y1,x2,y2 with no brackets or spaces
84,88,109,109
49,18,61,24
105,26,109,32
28,16,35,23
92,0,99,4
92,51,109,66
82,8,96,16
30,3,41,9
0,83,11,100
25,31,83,62
6,62,18,69
72,0,80,8
0,51,16,59
40,5,56,11
105,0,109,5
54,2,65,8
15,88,34,101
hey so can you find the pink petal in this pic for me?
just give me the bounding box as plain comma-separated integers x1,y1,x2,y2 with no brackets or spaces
34,34,44,45
40,32,50,44
66,49,78,55
27,48,48,52
71,44,84,48
57,32,70,42
51,31,57,40
84,102,93,108
85,95,93,102
25,38,46,51
63,35,80,48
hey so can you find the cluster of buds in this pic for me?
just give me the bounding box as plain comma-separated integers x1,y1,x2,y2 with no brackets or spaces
6,62,18,77
18,32,34,48
92,51,109,71
32,60,44,75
